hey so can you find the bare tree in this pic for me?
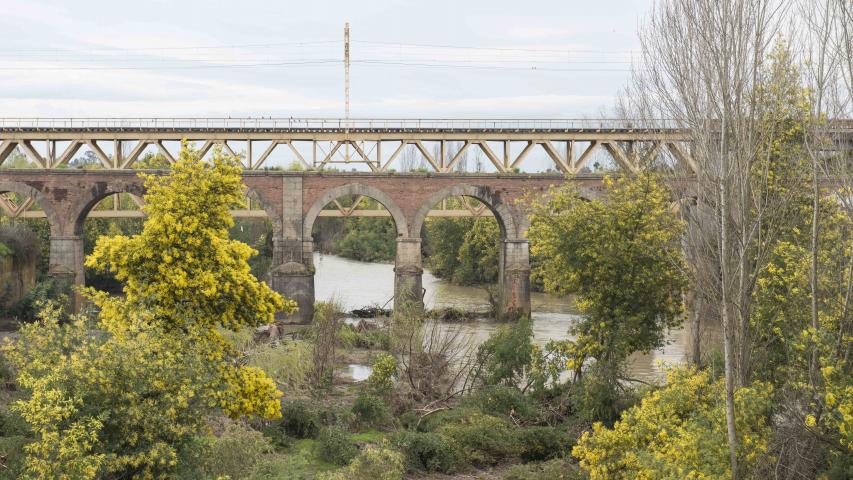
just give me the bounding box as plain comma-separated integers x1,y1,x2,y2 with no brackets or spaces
631,1,794,477
399,144,419,172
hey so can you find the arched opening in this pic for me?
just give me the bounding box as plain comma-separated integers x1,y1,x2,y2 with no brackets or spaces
303,184,407,311
74,185,280,294
231,188,279,281
412,185,514,313
76,192,146,293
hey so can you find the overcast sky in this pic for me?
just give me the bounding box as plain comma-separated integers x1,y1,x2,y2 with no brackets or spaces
0,0,652,118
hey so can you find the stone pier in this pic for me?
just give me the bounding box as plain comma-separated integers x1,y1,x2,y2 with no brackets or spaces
269,177,315,324
394,237,423,311
497,239,532,321
48,234,85,312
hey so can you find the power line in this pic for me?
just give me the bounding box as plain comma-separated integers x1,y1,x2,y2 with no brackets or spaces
353,39,640,55
0,39,341,54
0,59,341,71
354,60,635,72
0,59,636,72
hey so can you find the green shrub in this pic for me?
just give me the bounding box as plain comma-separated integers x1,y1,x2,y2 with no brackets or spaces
356,329,392,350
502,458,582,480
471,385,542,423
0,435,28,480
512,426,569,462
335,217,397,263
352,393,387,426
570,362,637,425
316,427,358,466
474,316,534,386
337,325,359,349
4,278,60,322
338,325,392,351
195,423,275,480
0,408,29,437
415,405,479,432
260,423,294,450
367,353,396,394
321,442,405,480
246,340,313,392
439,413,516,466
396,431,461,474
313,403,356,429
246,450,315,480
277,399,321,439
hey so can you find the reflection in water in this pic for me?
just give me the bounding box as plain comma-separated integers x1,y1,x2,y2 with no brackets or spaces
341,364,373,382
314,253,687,380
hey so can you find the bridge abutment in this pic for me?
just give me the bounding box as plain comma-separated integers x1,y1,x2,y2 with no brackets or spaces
497,238,531,321
394,237,423,312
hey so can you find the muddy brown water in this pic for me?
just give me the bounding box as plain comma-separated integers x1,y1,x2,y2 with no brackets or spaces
315,253,688,382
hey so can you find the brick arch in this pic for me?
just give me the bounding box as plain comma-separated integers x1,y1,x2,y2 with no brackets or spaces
303,183,408,238
243,186,282,238
71,181,148,235
0,180,62,235
411,184,518,240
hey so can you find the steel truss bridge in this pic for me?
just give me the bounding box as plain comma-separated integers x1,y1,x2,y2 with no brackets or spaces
0,117,696,220
2,117,850,320
1,117,851,221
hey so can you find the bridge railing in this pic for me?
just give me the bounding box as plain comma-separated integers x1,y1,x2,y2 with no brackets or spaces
0,117,685,130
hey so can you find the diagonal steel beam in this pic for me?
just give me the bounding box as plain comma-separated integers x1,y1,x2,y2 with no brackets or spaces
444,141,472,172
286,142,310,169
510,141,535,170
155,141,176,164
667,142,697,173
641,141,663,167
87,141,114,169
197,139,214,159
539,140,573,173
320,141,344,167
349,141,379,171
381,141,406,171
54,140,84,168
220,140,238,158
121,141,150,168
18,141,46,168
413,140,440,171
0,141,18,166
473,141,503,172
602,142,636,172
574,141,601,171
254,140,280,169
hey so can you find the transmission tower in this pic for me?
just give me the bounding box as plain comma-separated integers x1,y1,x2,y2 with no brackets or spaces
344,22,351,161
344,22,350,120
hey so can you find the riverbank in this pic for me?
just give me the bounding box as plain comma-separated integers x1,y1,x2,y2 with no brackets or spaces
315,253,688,381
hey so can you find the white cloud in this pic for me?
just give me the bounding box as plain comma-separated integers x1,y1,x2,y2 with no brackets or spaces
0,0,645,118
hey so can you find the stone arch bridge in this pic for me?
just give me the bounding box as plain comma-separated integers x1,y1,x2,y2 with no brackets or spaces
0,169,609,322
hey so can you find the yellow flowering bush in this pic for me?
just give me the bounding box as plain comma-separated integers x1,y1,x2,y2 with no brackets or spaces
572,367,773,480
751,197,852,459
85,143,295,333
4,144,298,478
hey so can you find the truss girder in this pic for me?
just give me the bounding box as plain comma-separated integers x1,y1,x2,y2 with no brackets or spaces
0,126,714,174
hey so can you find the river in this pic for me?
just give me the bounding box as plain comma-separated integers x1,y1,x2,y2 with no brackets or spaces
314,253,688,381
